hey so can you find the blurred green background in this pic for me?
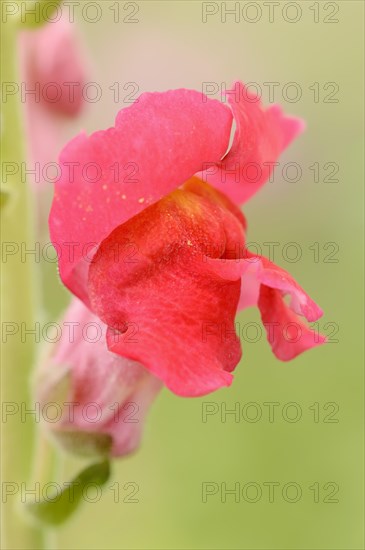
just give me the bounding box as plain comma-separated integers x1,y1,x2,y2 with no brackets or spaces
38,1,363,548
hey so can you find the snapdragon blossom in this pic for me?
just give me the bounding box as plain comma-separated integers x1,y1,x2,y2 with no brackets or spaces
49,81,325,397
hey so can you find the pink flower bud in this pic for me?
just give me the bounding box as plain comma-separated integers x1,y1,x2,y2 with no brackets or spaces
19,15,86,116
18,16,87,191
35,298,162,458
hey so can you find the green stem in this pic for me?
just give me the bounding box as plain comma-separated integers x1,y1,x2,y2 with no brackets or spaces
1,18,45,550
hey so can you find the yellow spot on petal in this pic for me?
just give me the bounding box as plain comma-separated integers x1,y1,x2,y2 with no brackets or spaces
138,197,145,204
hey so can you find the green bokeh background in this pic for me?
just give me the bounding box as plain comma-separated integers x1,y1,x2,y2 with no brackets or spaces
39,1,363,548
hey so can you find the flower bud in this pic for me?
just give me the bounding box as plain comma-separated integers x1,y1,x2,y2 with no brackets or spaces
35,298,162,458
19,14,86,116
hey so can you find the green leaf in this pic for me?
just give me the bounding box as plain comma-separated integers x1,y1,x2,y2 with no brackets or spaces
24,460,111,526
0,189,10,209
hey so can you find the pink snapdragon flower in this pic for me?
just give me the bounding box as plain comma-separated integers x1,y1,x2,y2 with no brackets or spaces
49,82,325,397
36,298,162,457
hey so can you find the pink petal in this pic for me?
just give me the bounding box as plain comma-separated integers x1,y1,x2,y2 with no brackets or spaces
88,186,246,397
258,286,326,361
49,90,232,300
202,81,305,204
239,253,326,360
